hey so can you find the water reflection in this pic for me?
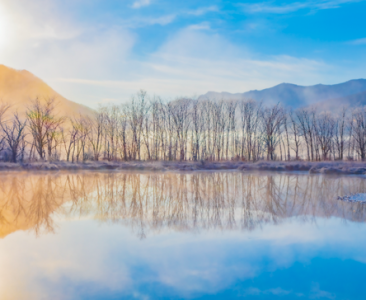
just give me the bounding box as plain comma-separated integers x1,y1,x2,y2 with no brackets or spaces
1,172,365,238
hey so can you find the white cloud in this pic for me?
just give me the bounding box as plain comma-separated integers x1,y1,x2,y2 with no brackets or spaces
243,287,292,296
132,0,151,9
2,27,135,79
122,5,219,29
49,27,331,107
146,14,176,26
242,0,361,14
0,0,82,42
187,22,211,31
0,0,357,109
187,5,219,16
310,283,336,299
348,37,366,45
119,5,218,29
2,216,365,299
242,2,308,14
118,14,176,28
0,0,135,105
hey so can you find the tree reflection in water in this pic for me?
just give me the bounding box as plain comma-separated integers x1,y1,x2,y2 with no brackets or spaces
0,172,365,238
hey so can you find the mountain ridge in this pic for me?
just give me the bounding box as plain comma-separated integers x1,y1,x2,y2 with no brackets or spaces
0,64,94,118
1,64,366,113
199,79,366,109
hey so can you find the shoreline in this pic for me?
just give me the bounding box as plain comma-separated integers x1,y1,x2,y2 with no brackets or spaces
0,160,366,175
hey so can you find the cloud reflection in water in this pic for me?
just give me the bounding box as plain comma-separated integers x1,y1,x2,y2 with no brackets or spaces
0,172,366,299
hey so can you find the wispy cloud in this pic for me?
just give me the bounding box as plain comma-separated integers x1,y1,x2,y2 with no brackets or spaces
348,37,366,45
1,0,363,108
120,5,218,29
132,0,151,9
310,283,336,300
187,22,211,31
187,6,219,16
243,287,292,296
242,0,362,14
121,14,176,28
242,1,306,14
146,14,176,26
52,29,329,106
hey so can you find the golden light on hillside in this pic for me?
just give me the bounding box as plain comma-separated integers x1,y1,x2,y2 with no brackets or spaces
0,65,95,119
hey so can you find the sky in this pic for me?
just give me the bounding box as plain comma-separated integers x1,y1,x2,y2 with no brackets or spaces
0,0,365,108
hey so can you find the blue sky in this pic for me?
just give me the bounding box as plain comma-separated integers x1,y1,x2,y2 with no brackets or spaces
0,0,365,107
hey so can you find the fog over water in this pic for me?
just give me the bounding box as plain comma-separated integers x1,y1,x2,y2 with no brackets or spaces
1,171,366,299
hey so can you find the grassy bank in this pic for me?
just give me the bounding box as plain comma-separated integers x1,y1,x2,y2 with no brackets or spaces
0,160,366,174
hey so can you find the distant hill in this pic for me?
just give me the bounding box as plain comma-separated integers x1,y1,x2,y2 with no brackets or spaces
199,79,366,109
317,89,366,110
2,64,365,114
0,64,94,118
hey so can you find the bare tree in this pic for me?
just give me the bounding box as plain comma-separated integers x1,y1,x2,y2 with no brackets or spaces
191,100,204,161
334,108,347,160
168,98,192,161
313,112,335,160
261,103,285,160
0,103,10,154
0,113,27,162
27,98,64,160
288,109,301,160
126,90,149,160
88,110,104,161
61,119,79,162
238,99,262,161
351,108,366,160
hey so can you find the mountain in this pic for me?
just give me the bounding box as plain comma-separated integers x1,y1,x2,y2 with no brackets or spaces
2,64,365,114
199,79,366,109
0,64,94,118
318,90,366,109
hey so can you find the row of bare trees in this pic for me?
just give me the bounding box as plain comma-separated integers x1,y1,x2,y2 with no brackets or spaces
1,91,366,162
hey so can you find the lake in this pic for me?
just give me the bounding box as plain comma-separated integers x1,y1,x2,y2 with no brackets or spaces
1,171,366,300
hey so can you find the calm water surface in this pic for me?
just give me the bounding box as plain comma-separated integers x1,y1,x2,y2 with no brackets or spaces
1,171,366,300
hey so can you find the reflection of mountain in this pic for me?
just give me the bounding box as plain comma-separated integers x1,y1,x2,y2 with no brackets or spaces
0,64,94,117
0,172,366,238
199,79,366,109
0,175,66,237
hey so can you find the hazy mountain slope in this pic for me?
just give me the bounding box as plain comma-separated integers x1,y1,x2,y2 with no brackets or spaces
0,64,94,118
321,90,366,109
199,79,366,109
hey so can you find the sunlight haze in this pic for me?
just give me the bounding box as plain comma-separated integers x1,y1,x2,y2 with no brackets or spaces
0,0,365,108
2,2,366,299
